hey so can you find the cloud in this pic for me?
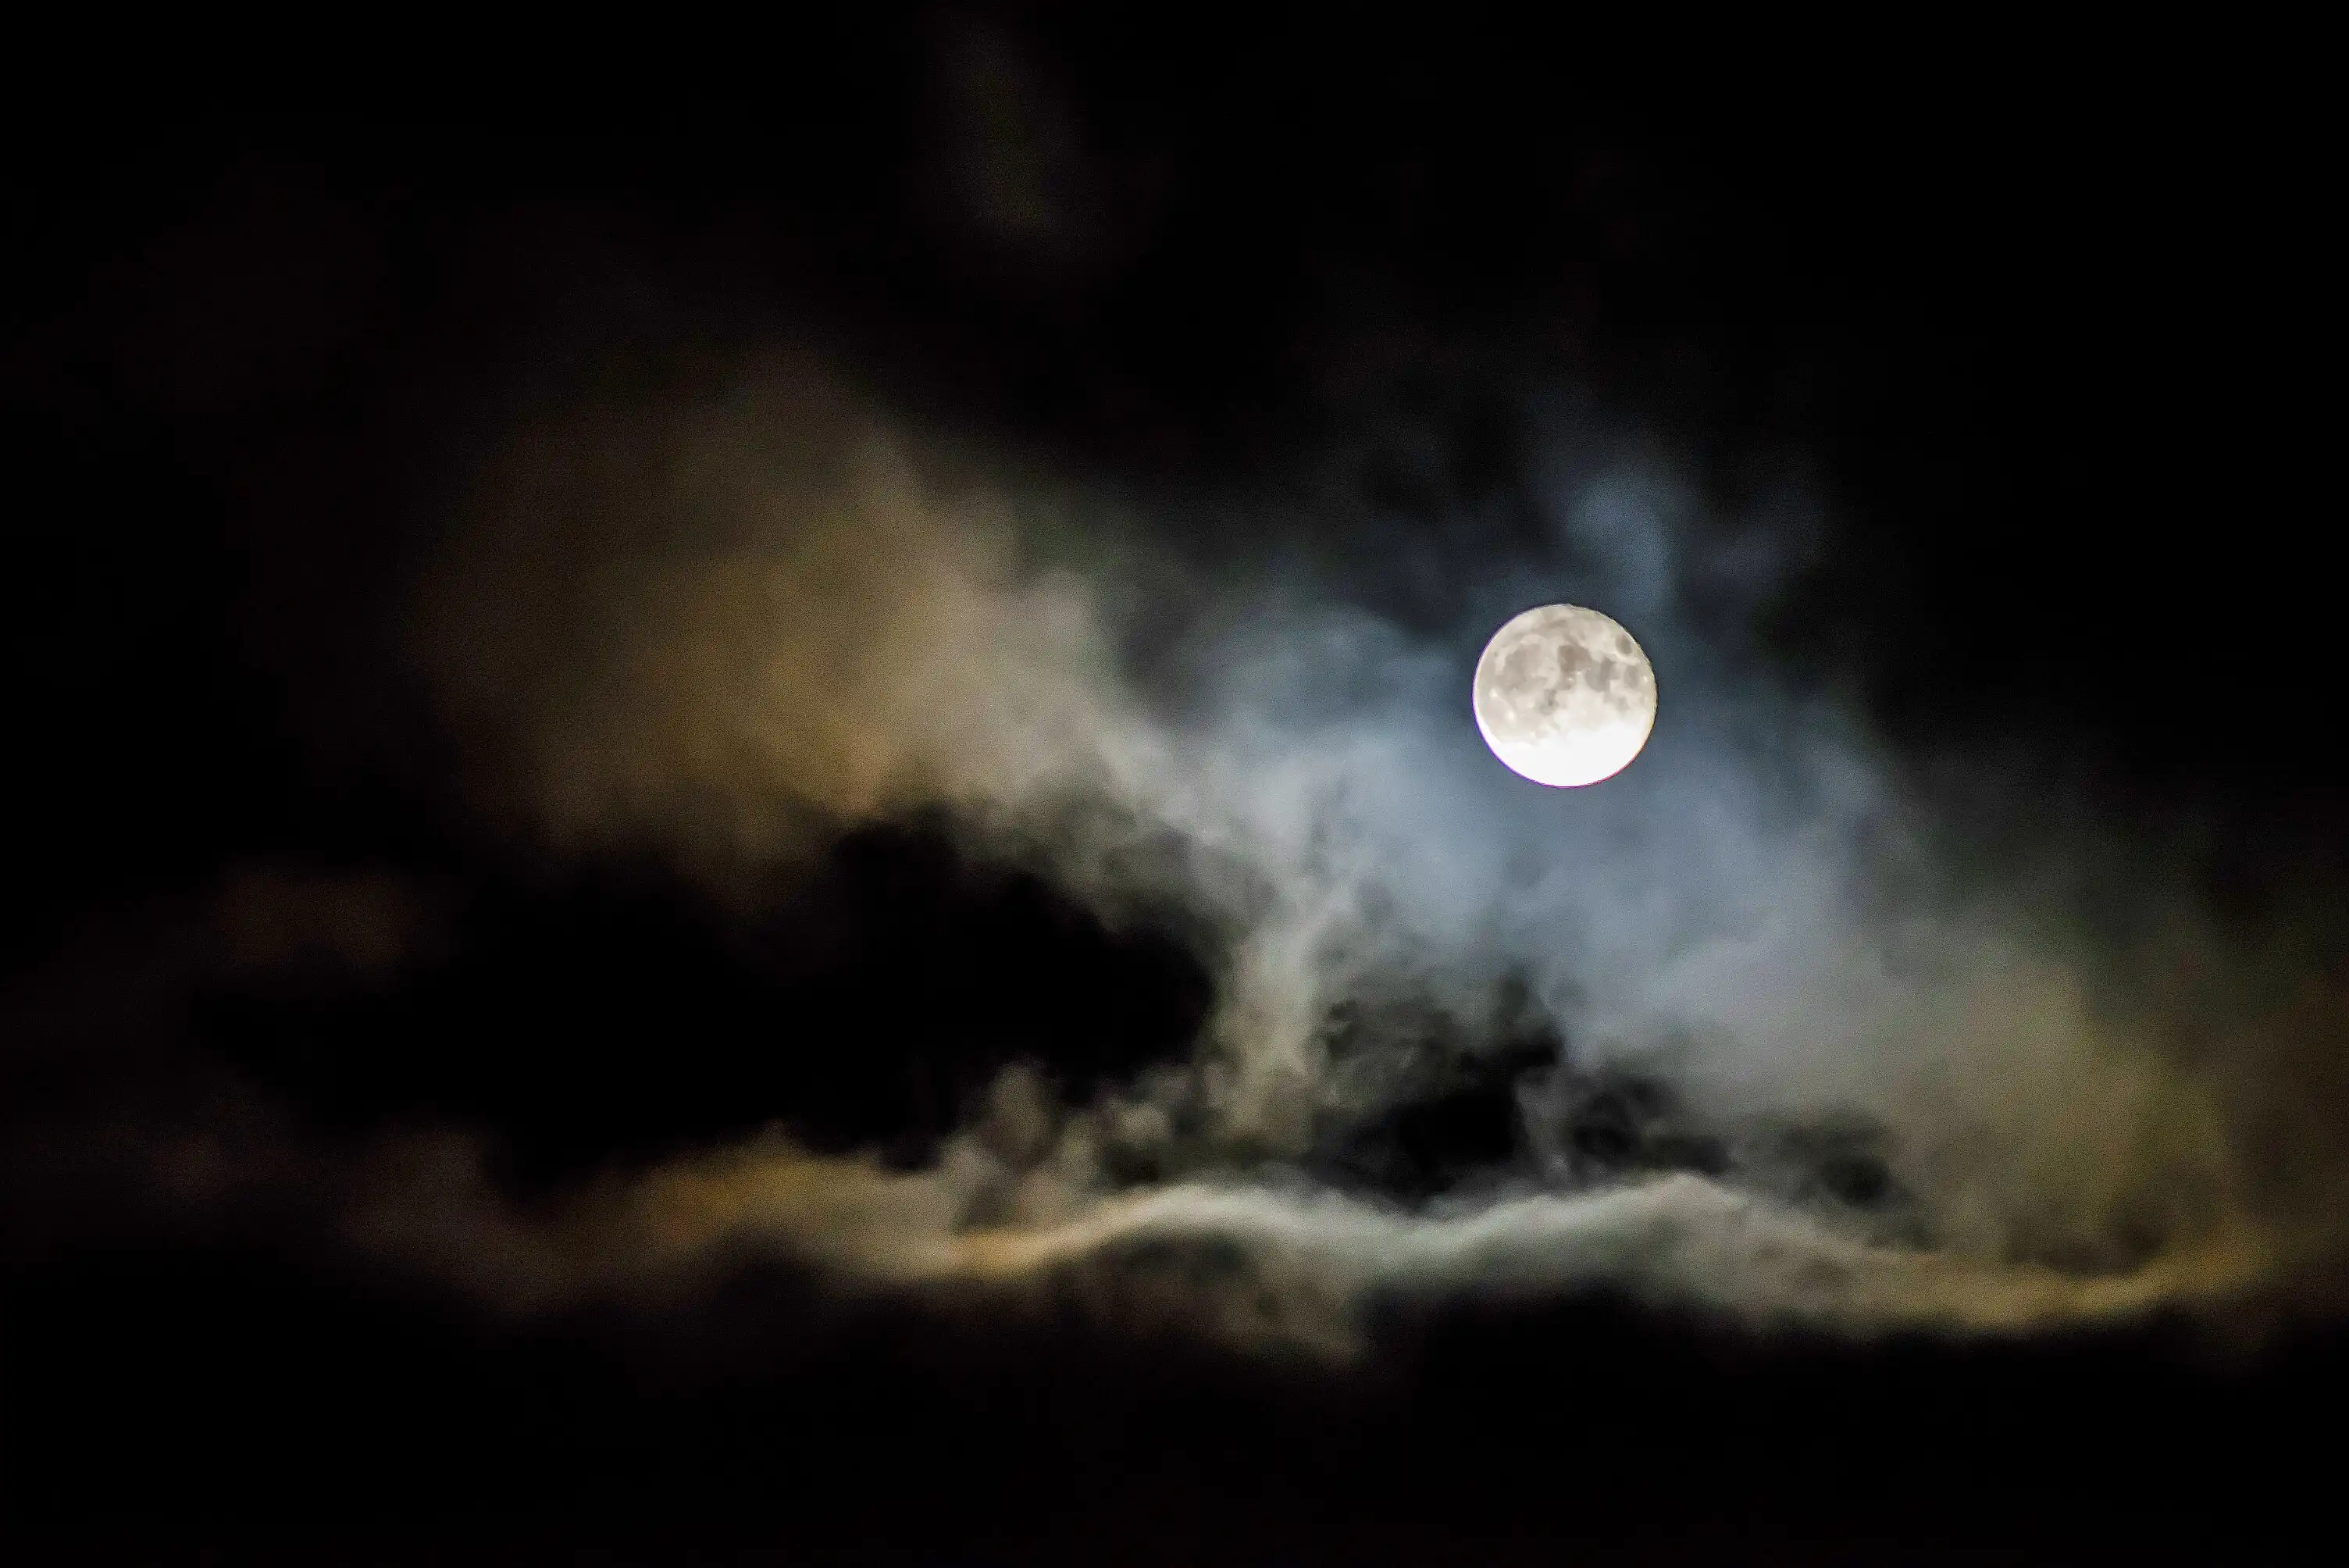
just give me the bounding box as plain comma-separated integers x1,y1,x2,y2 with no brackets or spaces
103,1116,2276,1360
212,866,435,981
23,345,2332,1356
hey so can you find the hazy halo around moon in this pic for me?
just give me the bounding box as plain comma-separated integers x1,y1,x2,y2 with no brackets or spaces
1473,604,1657,787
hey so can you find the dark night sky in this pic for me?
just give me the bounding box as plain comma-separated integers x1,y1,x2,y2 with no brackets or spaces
2,17,2340,1563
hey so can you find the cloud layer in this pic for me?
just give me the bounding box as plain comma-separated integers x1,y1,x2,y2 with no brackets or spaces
36,348,2329,1357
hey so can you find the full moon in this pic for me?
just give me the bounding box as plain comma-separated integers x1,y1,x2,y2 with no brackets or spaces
1472,604,1657,786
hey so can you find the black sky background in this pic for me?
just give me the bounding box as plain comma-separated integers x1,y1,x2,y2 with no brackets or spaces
2,17,2340,1563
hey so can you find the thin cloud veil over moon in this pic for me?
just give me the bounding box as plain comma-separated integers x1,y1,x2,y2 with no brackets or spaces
1472,604,1657,786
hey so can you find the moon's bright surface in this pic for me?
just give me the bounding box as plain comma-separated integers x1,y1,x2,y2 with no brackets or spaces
1473,604,1657,786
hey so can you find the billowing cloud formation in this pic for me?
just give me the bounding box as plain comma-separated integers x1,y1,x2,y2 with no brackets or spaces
209,348,2330,1352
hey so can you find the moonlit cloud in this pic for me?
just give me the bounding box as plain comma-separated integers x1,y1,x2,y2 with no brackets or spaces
242,343,2341,1353
3,352,2314,1362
